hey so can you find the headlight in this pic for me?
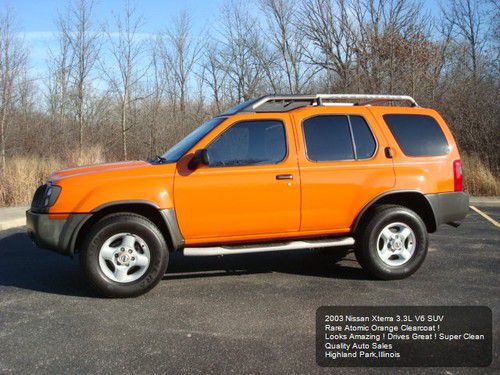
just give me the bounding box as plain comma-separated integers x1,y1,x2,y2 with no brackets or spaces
31,184,61,212
44,184,61,208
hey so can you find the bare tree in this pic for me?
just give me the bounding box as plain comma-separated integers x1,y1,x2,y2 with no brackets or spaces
217,1,265,101
159,12,200,115
442,0,487,79
300,0,356,91
103,0,148,160
46,10,74,151
259,0,317,93
200,41,228,112
58,0,100,160
144,39,168,157
1,1,500,203
349,0,426,93
0,8,27,173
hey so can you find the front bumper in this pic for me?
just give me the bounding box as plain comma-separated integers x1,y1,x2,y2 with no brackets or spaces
26,210,91,255
425,192,469,228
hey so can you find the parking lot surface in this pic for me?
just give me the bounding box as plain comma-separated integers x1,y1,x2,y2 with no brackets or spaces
0,206,499,374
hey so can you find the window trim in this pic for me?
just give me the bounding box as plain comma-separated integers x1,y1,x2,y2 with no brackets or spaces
383,114,450,158
301,113,378,163
204,118,289,168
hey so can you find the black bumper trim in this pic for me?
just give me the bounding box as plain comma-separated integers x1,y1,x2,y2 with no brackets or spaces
425,192,469,228
26,210,91,255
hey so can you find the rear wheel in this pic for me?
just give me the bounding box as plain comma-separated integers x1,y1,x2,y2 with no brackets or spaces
355,205,428,279
81,213,169,297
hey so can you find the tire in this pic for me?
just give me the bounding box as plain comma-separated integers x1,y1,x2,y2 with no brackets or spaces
81,213,169,297
354,205,428,280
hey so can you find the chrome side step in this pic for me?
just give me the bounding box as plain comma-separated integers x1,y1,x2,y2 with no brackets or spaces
183,237,355,256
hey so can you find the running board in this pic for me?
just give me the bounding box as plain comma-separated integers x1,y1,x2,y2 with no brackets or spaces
183,237,355,256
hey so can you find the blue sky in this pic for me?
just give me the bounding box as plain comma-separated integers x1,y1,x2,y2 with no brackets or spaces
1,0,228,76
1,0,440,77
5,0,226,33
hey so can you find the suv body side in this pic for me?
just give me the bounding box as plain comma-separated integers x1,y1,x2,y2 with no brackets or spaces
27,104,468,255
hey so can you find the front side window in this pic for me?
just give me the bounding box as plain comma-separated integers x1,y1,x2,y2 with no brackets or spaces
303,115,376,161
383,114,449,157
207,120,287,167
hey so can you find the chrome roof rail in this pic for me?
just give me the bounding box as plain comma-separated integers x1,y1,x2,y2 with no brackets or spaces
316,94,418,107
246,94,419,112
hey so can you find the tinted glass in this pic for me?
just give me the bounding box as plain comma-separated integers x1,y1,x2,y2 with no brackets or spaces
162,117,226,162
207,120,286,167
384,114,449,156
303,115,354,161
351,116,376,159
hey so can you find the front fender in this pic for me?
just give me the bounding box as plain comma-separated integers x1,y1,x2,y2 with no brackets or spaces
49,164,176,213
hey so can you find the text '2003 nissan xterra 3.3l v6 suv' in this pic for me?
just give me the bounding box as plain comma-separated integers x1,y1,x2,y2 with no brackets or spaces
27,94,469,297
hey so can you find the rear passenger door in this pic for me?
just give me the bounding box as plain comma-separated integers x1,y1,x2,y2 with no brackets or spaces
292,108,395,232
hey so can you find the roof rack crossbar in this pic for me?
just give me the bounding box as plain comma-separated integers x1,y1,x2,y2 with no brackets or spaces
250,94,418,111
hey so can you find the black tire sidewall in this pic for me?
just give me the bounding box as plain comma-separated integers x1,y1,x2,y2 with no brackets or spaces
82,215,168,297
360,207,428,279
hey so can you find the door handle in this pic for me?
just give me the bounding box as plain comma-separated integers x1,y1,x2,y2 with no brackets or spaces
384,147,393,159
276,174,293,180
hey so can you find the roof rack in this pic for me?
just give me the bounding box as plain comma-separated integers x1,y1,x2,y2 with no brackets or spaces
239,94,418,113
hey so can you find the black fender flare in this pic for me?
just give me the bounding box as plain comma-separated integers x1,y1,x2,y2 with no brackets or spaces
68,200,184,255
351,190,437,234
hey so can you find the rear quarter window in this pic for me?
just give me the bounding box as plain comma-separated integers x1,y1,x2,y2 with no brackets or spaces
383,114,449,157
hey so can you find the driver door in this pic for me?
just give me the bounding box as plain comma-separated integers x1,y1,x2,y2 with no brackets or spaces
173,113,300,244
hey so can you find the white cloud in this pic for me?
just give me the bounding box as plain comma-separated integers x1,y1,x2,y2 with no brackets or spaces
18,31,59,41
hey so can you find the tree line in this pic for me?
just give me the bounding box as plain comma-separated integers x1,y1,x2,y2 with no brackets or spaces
0,0,498,177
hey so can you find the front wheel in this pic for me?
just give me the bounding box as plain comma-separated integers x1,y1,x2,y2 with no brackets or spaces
355,205,428,280
81,213,169,297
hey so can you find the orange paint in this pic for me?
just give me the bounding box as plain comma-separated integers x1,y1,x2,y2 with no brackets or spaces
47,105,461,246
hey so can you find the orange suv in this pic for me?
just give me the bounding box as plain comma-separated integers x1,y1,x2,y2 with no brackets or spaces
26,94,469,297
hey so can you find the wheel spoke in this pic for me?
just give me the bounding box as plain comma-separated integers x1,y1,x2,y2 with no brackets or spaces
378,245,391,261
100,244,115,260
135,254,149,268
380,227,393,241
122,234,136,249
113,266,129,282
400,227,412,241
400,249,412,261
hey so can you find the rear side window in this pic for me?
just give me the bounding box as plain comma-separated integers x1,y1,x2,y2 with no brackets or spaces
350,116,377,159
303,116,354,161
383,114,449,157
207,120,286,167
302,115,376,161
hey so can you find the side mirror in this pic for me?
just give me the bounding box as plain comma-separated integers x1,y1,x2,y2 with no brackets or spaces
188,149,210,170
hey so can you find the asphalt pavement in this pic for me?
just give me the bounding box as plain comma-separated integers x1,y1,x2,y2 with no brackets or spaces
0,206,498,374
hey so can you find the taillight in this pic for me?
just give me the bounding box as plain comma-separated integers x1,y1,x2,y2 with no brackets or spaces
453,159,463,191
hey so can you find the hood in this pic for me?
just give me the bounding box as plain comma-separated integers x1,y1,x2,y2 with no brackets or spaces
47,160,177,213
49,161,150,183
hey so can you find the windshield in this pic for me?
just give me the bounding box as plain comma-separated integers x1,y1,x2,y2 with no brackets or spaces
161,117,226,162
